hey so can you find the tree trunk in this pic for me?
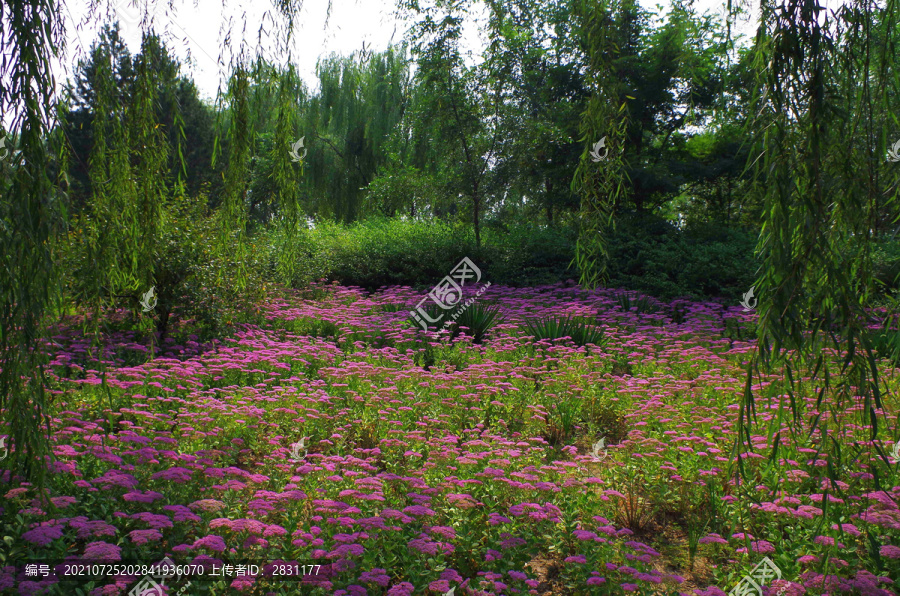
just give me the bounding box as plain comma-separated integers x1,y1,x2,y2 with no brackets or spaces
545,179,554,226
156,308,171,344
473,181,481,248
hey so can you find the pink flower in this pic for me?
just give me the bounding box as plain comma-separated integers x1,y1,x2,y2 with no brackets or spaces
22,525,64,546
192,535,227,552
880,545,900,559
83,541,121,561
386,582,414,596
751,540,775,554
188,499,226,513
428,580,451,593
359,569,390,587
122,490,164,503
151,467,194,483
128,529,163,545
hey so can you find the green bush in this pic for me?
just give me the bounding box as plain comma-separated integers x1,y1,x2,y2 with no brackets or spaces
268,217,577,290
605,212,759,300
266,213,762,301
872,240,900,293
62,192,269,344
307,217,478,291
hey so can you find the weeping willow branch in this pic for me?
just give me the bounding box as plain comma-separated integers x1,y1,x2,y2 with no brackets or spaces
736,0,900,488
570,0,632,290
0,0,67,486
214,60,253,290
270,63,304,286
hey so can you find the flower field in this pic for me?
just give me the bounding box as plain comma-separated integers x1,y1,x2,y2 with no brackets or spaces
1,282,898,596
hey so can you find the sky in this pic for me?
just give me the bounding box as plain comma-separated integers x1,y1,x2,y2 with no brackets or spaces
58,0,764,103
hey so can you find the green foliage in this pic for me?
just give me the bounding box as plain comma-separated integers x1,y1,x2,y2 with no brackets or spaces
444,302,503,344
569,0,632,289
872,240,900,294
275,217,580,290
214,61,253,290
65,24,217,210
154,194,269,340
522,315,608,348
605,212,758,300
582,393,628,444
263,215,763,300
0,0,66,486
379,303,407,313
63,191,268,343
303,217,477,291
739,0,900,483
614,292,660,314
305,49,409,223
481,222,577,286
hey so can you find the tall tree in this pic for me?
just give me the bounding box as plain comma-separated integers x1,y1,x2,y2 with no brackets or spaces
65,24,216,211
399,2,509,247
303,49,410,223
0,0,68,485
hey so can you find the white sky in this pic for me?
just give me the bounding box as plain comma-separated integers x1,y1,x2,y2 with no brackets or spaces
58,0,764,104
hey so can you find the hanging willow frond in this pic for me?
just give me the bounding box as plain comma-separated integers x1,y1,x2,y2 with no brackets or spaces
570,0,633,289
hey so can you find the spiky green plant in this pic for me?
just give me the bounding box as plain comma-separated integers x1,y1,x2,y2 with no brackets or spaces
380,303,408,312
615,292,658,314
445,302,503,344
522,315,608,348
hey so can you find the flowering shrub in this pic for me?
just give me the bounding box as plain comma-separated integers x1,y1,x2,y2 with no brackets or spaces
0,282,897,595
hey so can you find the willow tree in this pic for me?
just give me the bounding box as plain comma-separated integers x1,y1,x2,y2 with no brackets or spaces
570,0,634,288
736,0,900,487
304,49,409,223
0,0,68,484
269,63,306,285
0,0,315,485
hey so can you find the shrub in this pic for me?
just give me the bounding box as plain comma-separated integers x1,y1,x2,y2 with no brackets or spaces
446,302,504,344
410,301,503,344
522,315,608,348
605,212,759,300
